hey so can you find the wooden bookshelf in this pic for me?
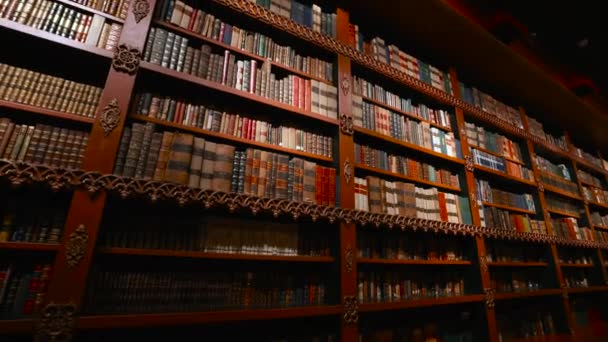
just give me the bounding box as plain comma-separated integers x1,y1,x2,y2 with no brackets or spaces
357,258,471,266
579,180,605,190
0,319,36,334
493,289,562,300
55,0,126,23
546,208,581,219
0,242,60,252
354,164,461,192
473,164,536,186
565,286,608,294
481,201,536,215
358,294,484,312
0,100,96,124
593,225,608,231
487,261,549,267
543,184,584,201
470,145,526,166
559,263,594,268
588,201,608,211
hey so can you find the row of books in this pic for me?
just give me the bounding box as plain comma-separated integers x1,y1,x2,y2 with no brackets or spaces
0,118,89,168
526,115,568,150
101,216,330,257
143,32,339,118
577,169,603,188
71,0,129,18
540,173,579,195
464,121,524,163
535,155,572,180
458,82,523,129
350,26,453,94
84,270,327,313
590,211,608,227
573,146,603,168
0,63,102,118
354,143,460,188
551,218,593,241
156,1,334,83
85,15,123,50
357,231,466,261
353,100,460,158
354,176,472,224
476,179,536,212
0,195,66,244
558,251,593,265
357,272,465,303
563,272,589,288
582,185,608,206
133,93,334,158
471,148,534,181
596,230,608,243
0,263,52,319
545,195,581,218
490,271,541,293
479,206,547,234
251,0,337,38
485,244,545,263
352,76,453,129
360,324,473,342
114,124,338,205
497,312,555,340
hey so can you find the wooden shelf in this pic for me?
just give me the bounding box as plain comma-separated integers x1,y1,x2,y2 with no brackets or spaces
546,208,581,219
0,18,113,59
481,201,537,215
140,62,338,126
566,286,608,294
559,263,594,268
98,247,335,263
543,184,583,201
55,0,125,23
494,289,563,300
487,261,549,267
154,21,334,86
588,201,608,211
131,115,333,163
593,225,608,231
78,305,342,329
580,180,605,190
0,100,96,124
0,318,36,334
572,156,608,177
360,95,452,132
470,145,526,166
358,294,484,312
0,242,60,252
354,164,461,192
353,127,464,165
357,258,471,266
532,139,572,160
473,164,536,186
510,334,579,342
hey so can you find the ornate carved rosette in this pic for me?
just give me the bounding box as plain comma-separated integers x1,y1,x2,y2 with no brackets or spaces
112,44,142,75
479,254,488,274
340,74,350,96
132,0,150,23
100,98,120,136
66,224,88,268
484,288,495,309
343,158,352,185
36,302,77,342
339,113,354,135
465,155,475,173
343,296,358,325
537,180,544,193
345,244,353,273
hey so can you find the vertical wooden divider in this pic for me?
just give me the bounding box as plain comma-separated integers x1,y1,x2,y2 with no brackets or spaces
38,1,156,338
596,151,608,284
335,6,357,342
448,69,497,342
520,109,576,335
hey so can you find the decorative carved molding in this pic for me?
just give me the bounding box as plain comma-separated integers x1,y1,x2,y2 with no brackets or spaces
465,155,474,173
66,224,88,268
112,44,141,75
484,288,495,309
345,244,353,273
340,74,350,96
537,180,544,193
479,254,488,274
343,296,358,325
35,302,77,341
343,158,352,185
132,0,150,23
100,98,120,136
339,113,353,135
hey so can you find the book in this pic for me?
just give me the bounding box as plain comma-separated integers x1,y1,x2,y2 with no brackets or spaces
164,133,194,185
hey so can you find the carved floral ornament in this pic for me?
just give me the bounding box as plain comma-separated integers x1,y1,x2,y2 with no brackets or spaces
343,158,353,185
340,74,350,96
465,155,475,173
2,160,608,249
345,244,353,273
66,224,89,268
112,44,142,75
339,113,353,135
484,288,495,309
36,302,77,342
343,296,358,324
132,0,150,23
100,99,121,136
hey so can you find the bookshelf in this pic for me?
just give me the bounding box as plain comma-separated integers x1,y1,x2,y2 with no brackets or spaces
1,0,608,341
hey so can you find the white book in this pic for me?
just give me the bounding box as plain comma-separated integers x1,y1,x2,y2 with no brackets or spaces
235,60,244,90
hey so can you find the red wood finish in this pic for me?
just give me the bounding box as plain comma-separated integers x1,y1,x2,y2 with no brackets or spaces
0,242,60,252
487,261,549,267
358,294,484,312
357,258,471,266
493,289,562,300
0,100,96,124
354,164,461,192
481,201,536,215
559,263,595,268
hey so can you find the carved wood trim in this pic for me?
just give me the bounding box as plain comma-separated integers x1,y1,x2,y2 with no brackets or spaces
484,288,495,309
465,155,474,173
479,254,488,274
35,302,77,342
65,224,88,268
343,158,352,185
100,99,120,136
345,244,353,273
112,44,142,75
132,0,150,23
343,296,358,325
339,113,353,135
340,74,350,97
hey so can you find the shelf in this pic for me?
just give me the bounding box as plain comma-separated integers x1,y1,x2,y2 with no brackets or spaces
473,164,536,186
481,201,536,215
546,208,581,219
358,294,484,312
357,258,471,266
510,334,578,342
0,242,60,252
593,225,608,231
531,138,572,161
359,95,452,132
580,180,605,190
470,145,526,166
0,318,36,334
55,0,125,23
0,100,96,124
98,247,335,263
572,155,608,177
0,18,114,59
543,184,583,201
566,286,608,294
131,115,333,163
154,21,333,86
588,201,608,211
494,289,563,301
140,62,338,126
559,263,594,268
487,261,549,267
78,305,342,329
354,164,461,192
353,127,464,165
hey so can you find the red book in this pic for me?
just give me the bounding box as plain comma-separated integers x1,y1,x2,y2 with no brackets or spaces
305,79,311,112
174,101,184,124
241,117,249,139
328,167,336,206
188,9,198,32
299,77,305,109
249,120,256,141
437,192,448,222
293,76,299,108
315,165,323,205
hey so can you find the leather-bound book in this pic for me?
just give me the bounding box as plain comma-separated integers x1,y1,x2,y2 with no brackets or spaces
211,143,235,192
243,148,254,194
237,150,247,193
250,149,261,195
302,160,316,204
0,119,16,157
199,140,216,190
58,131,76,168
275,154,289,199
143,132,163,180
230,150,242,193
256,150,269,197
122,123,145,177
328,167,336,206
134,123,156,178
15,125,35,162
3,124,24,160
113,127,131,175
153,131,174,181
164,133,194,185
315,165,323,205
187,137,205,188
366,176,382,213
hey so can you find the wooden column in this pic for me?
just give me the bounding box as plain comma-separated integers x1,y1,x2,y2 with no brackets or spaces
449,69,497,342
520,109,576,335
594,151,608,285
38,1,156,338
335,6,358,342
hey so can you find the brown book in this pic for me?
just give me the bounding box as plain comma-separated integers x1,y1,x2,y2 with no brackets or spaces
250,149,261,196
153,131,174,181
59,131,76,168
32,125,52,164
7,124,27,160
0,65,16,98
15,70,35,104
0,119,15,157
122,123,145,177
275,154,289,199
243,148,254,195
293,158,304,202
302,160,316,204
113,127,131,175
187,136,205,188
256,150,269,197
2,67,24,101
143,132,163,180
199,140,216,190
16,125,35,161
366,176,382,213
49,128,68,166
164,133,194,185
211,143,235,192
134,123,155,179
